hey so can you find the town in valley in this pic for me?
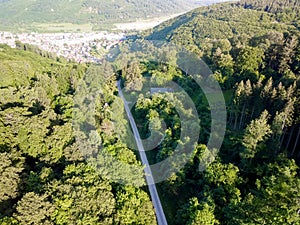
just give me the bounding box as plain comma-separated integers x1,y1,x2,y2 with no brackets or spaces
0,31,126,63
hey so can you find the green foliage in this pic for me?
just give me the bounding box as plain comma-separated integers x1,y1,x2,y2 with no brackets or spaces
204,162,240,187
123,60,143,91
0,216,19,225
1,1,300,224
224,156,300,225
143,2,300,224
147,1,300,87
241,110,272,160
239,0,300,15
14,192,54,225
235,46,265,80
0,46,157,224
115,186,157,224
0,151,24,202
50,163,116,225
176,197,219,225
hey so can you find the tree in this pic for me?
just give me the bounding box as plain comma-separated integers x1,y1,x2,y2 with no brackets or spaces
240,110,272,160
115,186,157,225
236,46,264,80
14,192,54,225
204,162,240,187
231,80,253,130
0,151,24,203
224,156,300,225
50,163,116,225
123,60,143,91
279,35,298,76
211,40,234,79
189,203,218,225
204,161,241,207
176,197,219,225
232,80,253,130
0,216,19,225
213,39,232,54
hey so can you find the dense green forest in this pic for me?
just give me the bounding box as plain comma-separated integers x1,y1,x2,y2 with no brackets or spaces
139,0,300,224
238,0,300,14
0,0,300,224
0,44,158,224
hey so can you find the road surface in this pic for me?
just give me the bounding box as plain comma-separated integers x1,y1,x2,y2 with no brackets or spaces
117,80,168,225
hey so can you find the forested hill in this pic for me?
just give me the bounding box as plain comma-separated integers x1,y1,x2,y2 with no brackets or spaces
141,1,300,224
147,0,300,42
0,1,300,225
0,0,226,31
146,0,300,87
238,0,300,13
145,0,300,163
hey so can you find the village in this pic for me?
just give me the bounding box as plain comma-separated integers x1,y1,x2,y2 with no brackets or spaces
0,31,126,63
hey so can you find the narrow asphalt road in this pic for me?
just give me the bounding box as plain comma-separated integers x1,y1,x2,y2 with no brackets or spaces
117,80,168,225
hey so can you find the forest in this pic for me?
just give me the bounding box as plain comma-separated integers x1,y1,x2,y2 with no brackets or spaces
142,0,300,224
0,0,300,224
0,44,157,224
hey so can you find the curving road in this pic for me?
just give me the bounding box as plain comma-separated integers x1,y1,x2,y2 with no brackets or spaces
117,80,168,225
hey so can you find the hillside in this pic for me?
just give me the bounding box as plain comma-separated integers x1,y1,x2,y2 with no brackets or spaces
147,0,300,42
0,0,228,31
145,0,300,80
0,43,160,224
238,0,300,13
141,0,300,224
0,0,299,224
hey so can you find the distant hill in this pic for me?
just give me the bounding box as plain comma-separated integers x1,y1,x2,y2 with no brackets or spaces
238,0,300,13
144,0,300,89
0,0,230,31
146,0,300,45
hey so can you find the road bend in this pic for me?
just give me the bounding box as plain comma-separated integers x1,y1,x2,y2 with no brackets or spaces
117,80,168,225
